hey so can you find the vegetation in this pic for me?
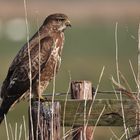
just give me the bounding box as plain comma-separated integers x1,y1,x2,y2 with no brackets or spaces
0,22,139,139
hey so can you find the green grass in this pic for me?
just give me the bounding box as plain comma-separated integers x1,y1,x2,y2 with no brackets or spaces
0,22,138,139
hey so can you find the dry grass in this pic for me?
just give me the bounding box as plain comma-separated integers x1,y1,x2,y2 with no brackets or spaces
115,22,128,139
23,0,34,140
1,1,140,140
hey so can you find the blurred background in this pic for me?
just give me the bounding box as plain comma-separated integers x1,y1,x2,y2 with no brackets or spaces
0,0,140,139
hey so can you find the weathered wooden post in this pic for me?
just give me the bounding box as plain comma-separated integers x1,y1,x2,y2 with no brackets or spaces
29,100,61,140
71,80,94,140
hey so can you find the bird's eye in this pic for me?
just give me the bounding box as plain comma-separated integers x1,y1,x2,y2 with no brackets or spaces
57,19,61,22
56,18,65,22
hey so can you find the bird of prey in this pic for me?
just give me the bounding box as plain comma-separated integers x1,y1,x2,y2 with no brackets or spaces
0,13,71,123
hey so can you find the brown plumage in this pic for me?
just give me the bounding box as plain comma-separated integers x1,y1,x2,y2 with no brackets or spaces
0,13,71,123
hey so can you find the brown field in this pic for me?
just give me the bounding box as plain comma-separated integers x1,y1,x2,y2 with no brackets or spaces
0,1,140,22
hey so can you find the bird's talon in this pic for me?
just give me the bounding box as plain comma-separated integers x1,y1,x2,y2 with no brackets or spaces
38,96,46,101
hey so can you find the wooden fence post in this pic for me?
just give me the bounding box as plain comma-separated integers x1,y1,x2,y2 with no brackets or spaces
29,100,61,140
71,80,94,140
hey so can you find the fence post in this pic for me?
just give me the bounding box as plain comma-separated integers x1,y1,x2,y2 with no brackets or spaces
71,80,94,140
29,100,61,140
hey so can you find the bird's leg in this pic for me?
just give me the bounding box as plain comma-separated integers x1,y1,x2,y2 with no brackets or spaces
32,81,45,101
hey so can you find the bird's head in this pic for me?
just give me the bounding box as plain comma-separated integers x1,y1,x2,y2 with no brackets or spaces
43,13,71,32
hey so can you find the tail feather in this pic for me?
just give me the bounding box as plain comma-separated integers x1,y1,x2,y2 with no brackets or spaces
0,96,19,124
0,108,5,123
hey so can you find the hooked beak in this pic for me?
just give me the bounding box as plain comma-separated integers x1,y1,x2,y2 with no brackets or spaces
65,19,72,27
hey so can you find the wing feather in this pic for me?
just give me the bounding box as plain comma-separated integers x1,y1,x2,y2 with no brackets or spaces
1,35,54,98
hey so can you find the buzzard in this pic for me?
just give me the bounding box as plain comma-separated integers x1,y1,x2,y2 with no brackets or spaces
0,13,71,123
